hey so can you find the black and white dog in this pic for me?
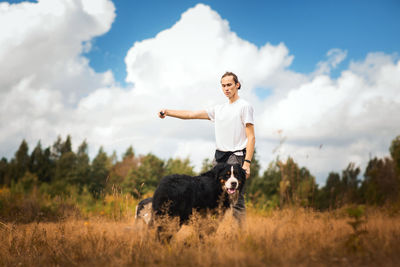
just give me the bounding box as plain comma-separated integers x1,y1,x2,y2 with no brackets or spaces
135,163,246,226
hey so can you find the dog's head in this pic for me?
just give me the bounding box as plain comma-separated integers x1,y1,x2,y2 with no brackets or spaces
211,163,246,196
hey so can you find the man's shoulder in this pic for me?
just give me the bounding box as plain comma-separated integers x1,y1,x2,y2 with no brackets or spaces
214,98,253,111
237,98,253,109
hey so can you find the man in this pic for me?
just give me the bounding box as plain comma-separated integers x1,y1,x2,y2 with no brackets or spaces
158,71,255,222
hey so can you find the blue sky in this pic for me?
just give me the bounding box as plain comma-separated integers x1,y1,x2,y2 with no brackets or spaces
7,0,400,83
86,0,400,83
1,0,400,184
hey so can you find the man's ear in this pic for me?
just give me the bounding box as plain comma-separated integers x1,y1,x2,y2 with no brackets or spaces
236,82,241,90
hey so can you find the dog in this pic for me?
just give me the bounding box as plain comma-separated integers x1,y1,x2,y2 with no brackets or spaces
151,163,246,226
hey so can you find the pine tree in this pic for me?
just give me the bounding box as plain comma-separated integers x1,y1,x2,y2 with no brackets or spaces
320,172,342,209
75,140,90,190
51,136,63,162
123,146,135,160
29,141,43,174
29,141,53,182
54,136,77,184
341,163,361,204
40,147,54,183
89,147,110,198
12,139,30,182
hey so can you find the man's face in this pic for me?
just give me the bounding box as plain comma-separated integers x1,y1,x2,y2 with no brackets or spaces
221,76,239,99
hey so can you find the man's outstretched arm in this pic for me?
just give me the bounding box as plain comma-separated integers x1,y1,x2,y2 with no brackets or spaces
158,109,210,120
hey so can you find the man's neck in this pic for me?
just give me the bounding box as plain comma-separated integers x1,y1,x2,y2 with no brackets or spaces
229,94,240,104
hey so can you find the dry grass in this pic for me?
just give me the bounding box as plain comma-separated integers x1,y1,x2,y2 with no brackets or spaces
1,208,400,266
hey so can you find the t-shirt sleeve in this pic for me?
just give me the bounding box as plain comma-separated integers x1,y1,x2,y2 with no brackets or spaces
206,106,215,122
241,103,254,125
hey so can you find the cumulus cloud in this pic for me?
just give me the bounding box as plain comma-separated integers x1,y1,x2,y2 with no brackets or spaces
258,53,400,181
0,0,116,154
0,2,399,184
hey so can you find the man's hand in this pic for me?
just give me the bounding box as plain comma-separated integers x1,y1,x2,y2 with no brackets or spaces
159,109,167,119
242,161,251,179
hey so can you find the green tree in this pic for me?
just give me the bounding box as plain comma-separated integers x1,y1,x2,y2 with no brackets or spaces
277,157,299,206
29,141,43,174
318,172,342,210
341,163,361,204
106,146,139,194
296,167,317,207
247,160,281,208
123,153,164,198
164,157,195,176
361,157,398,205
89,147,111,198
29,141,53,183
54,136,77,184
248,149,261,180
276,157,317,207
11,139,30,182
50,136,63,162
61,135,72,154
75,140,91,190
123,146,135,160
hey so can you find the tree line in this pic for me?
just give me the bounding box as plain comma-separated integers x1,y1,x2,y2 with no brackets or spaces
1,135,399,210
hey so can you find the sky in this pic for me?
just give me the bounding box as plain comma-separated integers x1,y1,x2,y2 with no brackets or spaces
1,0,400,185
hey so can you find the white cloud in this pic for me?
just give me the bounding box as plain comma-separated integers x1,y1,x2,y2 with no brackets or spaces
0,0,115,103
0,0,116,154
314,48,348,76
259,53,400,183
0,2,399,185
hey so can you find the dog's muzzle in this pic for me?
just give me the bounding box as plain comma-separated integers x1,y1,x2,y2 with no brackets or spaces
225,177,239,195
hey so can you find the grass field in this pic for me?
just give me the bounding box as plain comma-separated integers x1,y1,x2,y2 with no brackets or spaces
1,207,400,266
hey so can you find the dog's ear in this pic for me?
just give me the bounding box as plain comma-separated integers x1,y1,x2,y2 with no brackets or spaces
214,163,229,179
200,166,215,177
201,163,227,179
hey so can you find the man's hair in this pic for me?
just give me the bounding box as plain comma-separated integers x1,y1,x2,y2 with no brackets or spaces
221,71,241,89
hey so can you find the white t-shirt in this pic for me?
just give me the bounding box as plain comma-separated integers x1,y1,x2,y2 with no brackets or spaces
206,98,254,152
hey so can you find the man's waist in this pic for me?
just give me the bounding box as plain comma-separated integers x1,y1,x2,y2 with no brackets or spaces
216,148,246,156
